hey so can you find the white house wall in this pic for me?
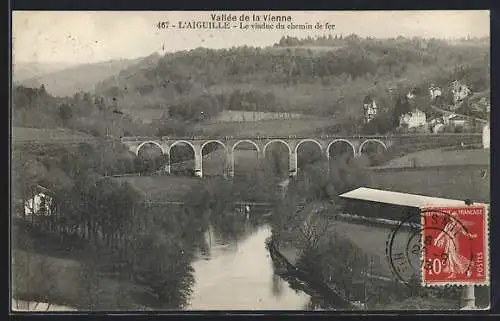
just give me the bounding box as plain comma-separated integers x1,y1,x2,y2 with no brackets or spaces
24,192,53,216
483,125,490,149
400,110,427,129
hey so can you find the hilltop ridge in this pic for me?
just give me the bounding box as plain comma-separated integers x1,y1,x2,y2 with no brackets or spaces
92,36,489,125
17,54,161,97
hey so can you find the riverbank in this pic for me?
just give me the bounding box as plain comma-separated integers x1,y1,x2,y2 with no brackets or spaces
13,207,298,311
266,237,357,311
12,218,185,311
12,243,154,311
12,300,76,312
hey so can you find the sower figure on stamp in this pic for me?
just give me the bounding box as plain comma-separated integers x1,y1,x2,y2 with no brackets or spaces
433,211,477,279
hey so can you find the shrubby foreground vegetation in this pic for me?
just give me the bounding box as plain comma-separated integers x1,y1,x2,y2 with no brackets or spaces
13,143,199,309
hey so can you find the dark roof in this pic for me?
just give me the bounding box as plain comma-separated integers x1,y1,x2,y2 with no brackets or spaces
363,96,373,104
35,184,54,195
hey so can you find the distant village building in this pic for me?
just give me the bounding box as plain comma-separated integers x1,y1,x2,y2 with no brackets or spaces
429,117,445,133
399,108,427,129
448,114,469,127
441,113,454,125
363,96,377,124
406,89,416,100
480,97,491,113
23,185,54,217
432,123,446,134
471,97,491,114
429,85,442,100
450,80,472,105
483,124,490,149
430,113,471,132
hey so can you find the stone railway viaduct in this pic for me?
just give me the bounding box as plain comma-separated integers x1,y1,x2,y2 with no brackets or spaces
121,133,481,178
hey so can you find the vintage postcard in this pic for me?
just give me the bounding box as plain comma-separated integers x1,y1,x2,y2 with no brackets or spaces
11,10,490,312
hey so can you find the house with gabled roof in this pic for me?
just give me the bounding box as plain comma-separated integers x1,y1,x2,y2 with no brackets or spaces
399,108,427,129
450,80,472,106
23,184,55,217
363,96,377,124
429,84,442,101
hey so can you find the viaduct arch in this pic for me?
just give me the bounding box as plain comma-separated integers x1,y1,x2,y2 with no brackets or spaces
294,139,324,155
358,139,388,155
201,140,227,153
136,141,166,155
326,139,357,160
232,140,261,153
263,139,292,157
122,135,405,178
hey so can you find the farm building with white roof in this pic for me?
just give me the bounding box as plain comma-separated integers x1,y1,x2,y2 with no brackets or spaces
339,187,487,223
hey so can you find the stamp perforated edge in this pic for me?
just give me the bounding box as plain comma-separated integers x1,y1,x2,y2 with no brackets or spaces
419,205,490,288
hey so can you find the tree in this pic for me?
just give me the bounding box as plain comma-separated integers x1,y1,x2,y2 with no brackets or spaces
363,112,395,135
58,104,73,125
393,95,411,127
131,226,195,309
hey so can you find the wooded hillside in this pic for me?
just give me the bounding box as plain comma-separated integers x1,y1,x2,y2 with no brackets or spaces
12,35,490,138
95,35,489,123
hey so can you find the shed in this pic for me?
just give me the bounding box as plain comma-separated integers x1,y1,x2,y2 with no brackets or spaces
339,187,486,223
23,184,55,217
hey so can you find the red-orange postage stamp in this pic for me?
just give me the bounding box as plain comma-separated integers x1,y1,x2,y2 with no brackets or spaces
420,206,489,286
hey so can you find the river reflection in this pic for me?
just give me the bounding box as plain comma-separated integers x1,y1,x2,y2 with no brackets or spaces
187,224,311,310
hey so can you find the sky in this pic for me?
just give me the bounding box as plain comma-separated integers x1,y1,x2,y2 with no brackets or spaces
12,10,490,65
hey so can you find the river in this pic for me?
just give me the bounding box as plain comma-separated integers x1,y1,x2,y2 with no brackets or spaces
187,224,311,310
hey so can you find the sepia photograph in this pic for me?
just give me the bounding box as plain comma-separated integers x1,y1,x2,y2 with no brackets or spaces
10,10,490,312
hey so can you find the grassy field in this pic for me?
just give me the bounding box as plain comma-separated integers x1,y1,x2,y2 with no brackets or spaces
122,108,166,124
193,118,337,137
13,247,150,310
209,110,307,123
367,166,490,204
331,220,408,278
12,220,153,311
378,148,490,168
204,82,359,116
365,148,490,203
120,106,340,135
12,127,97,143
